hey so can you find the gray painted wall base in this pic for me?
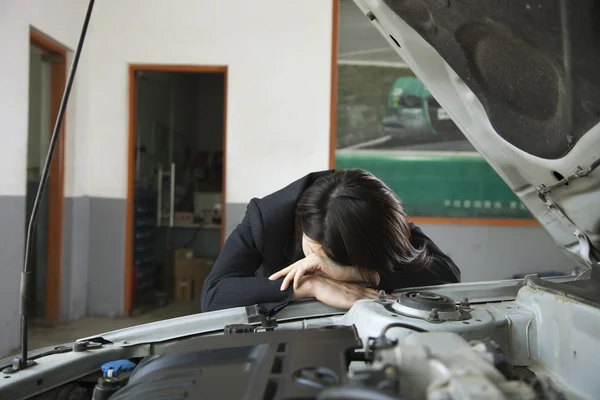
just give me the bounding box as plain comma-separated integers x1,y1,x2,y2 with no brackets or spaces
61,197,90,323
86,197,126,317
417,224,573,281
61,197,126,320
224,202,574,281
1,196,126,357
0,196,25,358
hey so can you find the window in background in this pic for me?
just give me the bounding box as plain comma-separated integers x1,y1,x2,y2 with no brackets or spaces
333,0,532,221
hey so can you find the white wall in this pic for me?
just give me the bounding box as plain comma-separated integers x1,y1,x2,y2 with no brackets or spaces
0,0,90,358
1,1,80,195
84,0,333,201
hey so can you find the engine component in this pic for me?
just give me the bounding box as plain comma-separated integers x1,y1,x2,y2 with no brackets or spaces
531,376,568,400
91,377,121,400
469,339,512,379
373,332,538,399
103,323,544,400
223,324,256,334
317,385,402,400
108,326,362,400
72,341,103,352
260,316,278,331
392,291,470,322
346,363,401,395
100,359,136,378
49,384,90,400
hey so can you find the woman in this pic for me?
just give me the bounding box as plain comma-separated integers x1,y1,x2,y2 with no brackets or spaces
200,169,460,315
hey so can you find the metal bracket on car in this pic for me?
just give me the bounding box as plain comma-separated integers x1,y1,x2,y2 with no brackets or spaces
537,190,576,232
538,159,600,200
537,161,600,251
537,173,598,275
245,305,264,324
538,194,593,268
575,231,600,272
575,230,593,266
244,305,279,331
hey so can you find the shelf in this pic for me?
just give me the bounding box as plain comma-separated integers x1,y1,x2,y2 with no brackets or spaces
157,223,222,230
174,223,221,230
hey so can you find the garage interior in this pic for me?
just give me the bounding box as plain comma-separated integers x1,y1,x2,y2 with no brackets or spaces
2,0,575,358
131,70,225,314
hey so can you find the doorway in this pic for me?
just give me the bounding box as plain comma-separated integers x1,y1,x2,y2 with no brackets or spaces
26,32,66,324
126,66,227,315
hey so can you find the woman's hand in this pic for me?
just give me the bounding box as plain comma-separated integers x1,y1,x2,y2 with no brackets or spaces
290,275,319,301
312,276,380,309
269,253,376,290
288,275,380,309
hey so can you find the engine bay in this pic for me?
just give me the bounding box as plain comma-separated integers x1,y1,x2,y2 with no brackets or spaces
16,276,597,400
104,327,543,400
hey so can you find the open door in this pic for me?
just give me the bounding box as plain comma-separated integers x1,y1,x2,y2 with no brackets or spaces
126,67,227,315
27,32,66,324
130,71,175,312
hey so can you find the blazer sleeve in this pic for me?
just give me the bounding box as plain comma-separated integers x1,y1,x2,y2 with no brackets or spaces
200,199,293,315
378,224,461,292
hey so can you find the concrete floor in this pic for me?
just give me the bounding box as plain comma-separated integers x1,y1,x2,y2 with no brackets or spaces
17,301,200,353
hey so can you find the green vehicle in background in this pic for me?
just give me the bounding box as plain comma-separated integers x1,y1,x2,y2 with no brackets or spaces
382,76,462,142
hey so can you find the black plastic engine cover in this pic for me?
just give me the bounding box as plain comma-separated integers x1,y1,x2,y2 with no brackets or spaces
109,325,361,400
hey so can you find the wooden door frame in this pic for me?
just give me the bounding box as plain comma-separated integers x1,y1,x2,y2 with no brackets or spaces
125,65,228,315
29,30,67,324
329,0,339,170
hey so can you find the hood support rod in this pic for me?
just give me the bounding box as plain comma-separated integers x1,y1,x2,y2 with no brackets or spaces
538,158,600,198
3,0,96,374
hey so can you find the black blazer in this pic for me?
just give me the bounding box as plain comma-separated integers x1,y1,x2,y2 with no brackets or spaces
200,170,460,315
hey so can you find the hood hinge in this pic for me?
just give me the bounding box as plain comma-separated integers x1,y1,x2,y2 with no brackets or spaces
537,193,596,275
536,159,600,273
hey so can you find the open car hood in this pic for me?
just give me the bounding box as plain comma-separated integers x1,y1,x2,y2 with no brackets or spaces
353,0,600,272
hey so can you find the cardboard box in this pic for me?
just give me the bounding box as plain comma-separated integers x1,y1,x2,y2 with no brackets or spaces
172,254,214,301
174,248,194,261
174,278,193,301
190,258,214,299
174,259,194,280
171,249,195,300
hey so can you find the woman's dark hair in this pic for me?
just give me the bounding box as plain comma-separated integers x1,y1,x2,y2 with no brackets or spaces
295,169,431,283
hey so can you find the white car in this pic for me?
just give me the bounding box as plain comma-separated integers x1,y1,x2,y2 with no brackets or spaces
2,1,599,399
